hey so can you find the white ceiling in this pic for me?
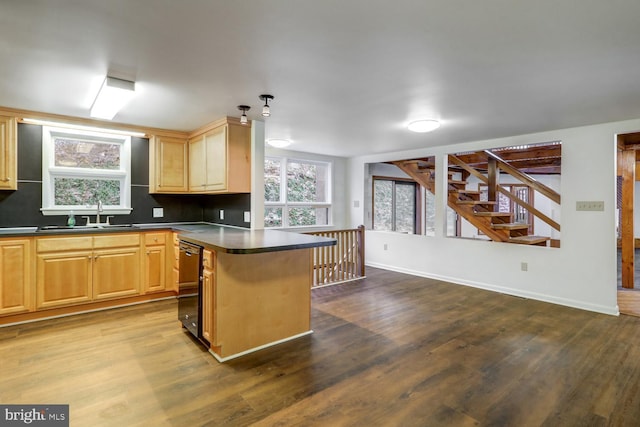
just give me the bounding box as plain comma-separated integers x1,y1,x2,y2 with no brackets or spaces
2,1,640,157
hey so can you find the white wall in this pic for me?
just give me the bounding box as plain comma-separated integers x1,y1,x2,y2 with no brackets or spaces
347,119,639,315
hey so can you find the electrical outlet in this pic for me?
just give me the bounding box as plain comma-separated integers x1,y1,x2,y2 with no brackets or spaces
152,207,164,218
383,243,388,251
219,210,224,220
244,211,251,223
576,201,604,211
353,200,360,208
521,262,528,272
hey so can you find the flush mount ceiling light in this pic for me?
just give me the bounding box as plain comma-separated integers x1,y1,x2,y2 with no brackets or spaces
259,94,274,117
266,138,292,148
237,105,250,125
90,76,136,120
407,119,441,133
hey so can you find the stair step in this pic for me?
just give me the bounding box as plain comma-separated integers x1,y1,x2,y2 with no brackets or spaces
402,160,431,169
509,235,550,245
491,223,529,230
448,180,467,186
473,211,512,218
457,200,496,206
455,190,480,195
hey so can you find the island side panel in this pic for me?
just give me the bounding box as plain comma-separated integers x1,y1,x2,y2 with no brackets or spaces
214,248,312,358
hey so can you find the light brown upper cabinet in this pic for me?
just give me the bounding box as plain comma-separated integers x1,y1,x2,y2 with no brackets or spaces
188,118,251,194
189,126,227,192
150,117,250,195
149,135,189,193
0,115,17,191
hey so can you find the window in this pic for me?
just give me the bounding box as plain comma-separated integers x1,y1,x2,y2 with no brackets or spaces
424,190,460,237
373,177,418,233
42,126,131,215
264,157,332,228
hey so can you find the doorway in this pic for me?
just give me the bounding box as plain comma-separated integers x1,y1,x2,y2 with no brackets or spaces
617,132,640,316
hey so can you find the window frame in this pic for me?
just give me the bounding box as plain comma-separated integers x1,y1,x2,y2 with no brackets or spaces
41,126,132,216
264,156,333,228
372,176,420,234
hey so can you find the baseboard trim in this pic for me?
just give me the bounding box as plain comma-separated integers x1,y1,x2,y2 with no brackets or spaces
209,330,314,363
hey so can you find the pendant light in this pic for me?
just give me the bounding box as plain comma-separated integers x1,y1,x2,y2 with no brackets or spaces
237,105,250,125
259,94,274,117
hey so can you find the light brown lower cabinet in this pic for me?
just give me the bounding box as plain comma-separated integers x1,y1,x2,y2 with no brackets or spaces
144,232,169,293
92,247,141,300
202,249,215,344
0,238,33,315
36,234,142,309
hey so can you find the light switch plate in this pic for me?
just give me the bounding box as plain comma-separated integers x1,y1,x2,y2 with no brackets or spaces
576,201,604,211
153,207,164,218
219,210,224,220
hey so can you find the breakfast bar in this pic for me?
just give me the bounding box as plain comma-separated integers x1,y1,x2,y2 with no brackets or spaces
178,226,336,361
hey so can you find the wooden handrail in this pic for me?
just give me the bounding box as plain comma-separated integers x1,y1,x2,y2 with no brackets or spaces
306,226,365,288
450,153,560,231
496,186,560,231
484,150,561,205
448,155,489,184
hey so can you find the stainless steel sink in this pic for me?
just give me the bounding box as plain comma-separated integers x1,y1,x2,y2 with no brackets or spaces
37,224,138,232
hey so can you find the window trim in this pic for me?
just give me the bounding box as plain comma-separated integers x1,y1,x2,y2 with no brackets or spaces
372,176,419,233
41,126,132,216
264,156,333,228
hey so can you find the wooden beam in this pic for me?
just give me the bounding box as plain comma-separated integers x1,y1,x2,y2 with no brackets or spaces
620,148,635,289
487,157,498,210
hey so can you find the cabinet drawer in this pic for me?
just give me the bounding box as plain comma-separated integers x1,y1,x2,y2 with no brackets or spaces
37,236,93,252
203,249,215,270
93,234,140,249
145,232,166,246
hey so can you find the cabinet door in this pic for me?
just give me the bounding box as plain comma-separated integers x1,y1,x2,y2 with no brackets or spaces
204,126,227,191
93,247,141,300
188,134,206,191
0,239,32,315
0,115,17,191
150,136,188,193
145,245,166,293
202,268,214,344
37,251,93,309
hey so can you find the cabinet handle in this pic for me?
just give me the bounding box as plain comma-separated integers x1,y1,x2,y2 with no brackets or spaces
146,251,150,255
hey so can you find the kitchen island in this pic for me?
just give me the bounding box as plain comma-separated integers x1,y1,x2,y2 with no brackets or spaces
179,227,336,361
0,223,335,362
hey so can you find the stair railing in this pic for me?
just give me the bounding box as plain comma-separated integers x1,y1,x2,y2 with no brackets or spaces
448,153,560,232
305,225,365,288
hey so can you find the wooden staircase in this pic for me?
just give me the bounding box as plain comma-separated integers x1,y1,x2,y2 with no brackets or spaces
393,159,551,246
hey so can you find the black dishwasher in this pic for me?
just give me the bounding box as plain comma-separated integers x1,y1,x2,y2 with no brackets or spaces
178,241,205,343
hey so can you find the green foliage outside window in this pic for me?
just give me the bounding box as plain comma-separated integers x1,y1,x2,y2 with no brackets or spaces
54,178,120,206
264,157,330,227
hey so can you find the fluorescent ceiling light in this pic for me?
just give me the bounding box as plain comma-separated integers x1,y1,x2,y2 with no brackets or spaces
266,138,292,148
90,76,135,120
21,118,146,137
407,119,441,133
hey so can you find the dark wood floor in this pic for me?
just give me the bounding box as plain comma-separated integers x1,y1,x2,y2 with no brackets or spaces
2,267,640,426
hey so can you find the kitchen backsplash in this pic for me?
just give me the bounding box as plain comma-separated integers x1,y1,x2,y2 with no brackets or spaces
0,123,250,228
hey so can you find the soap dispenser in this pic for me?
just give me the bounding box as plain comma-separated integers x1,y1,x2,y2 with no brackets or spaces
67,211,76,227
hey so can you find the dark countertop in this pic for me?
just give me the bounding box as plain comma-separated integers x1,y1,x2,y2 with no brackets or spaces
0,222,336,254
179,226,336,254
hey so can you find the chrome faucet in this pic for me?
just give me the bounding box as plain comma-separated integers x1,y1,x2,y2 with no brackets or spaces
96,200,103,225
